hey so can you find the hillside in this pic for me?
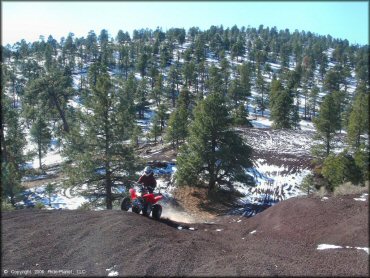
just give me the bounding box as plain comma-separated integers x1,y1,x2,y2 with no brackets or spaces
2,24,369,212
2,192,368,277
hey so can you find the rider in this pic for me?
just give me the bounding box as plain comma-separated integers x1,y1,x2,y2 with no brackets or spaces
137,166,157,194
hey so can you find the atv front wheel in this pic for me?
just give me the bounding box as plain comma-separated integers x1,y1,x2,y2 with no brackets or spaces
152,204,162,220
142,202,152,217
132,206,141,214
120,197,131,211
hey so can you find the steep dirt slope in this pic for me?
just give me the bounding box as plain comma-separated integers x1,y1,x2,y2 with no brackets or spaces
2,193,368,277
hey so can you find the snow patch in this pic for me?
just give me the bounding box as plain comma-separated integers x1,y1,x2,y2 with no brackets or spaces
354,193,368,202
106,266,119,277
317,244,343,250
317,244,369,254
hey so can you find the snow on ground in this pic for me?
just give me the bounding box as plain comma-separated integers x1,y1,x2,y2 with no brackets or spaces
299,119,315,132
250,117,272,129
238,127,315,155
317,244,369,255
353,193,368,202
16,184,88,210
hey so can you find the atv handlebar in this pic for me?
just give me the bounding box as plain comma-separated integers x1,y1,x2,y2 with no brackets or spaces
127,180,158,194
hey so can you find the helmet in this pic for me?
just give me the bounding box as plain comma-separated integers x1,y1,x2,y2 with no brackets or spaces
144,166,152,176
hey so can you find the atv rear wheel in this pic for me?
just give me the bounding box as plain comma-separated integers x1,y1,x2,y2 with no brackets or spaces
142,202,152,217
152,204,162,220
120,197,131,211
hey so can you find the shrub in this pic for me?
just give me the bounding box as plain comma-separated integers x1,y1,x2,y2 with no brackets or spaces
77,202,93,211
300,174,316,194
314,186,329,197
322,150,362,191
2,200,15,211
334,182,368,196
35,202,45,209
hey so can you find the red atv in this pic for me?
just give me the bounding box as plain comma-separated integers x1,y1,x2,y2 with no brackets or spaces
120,182,163,220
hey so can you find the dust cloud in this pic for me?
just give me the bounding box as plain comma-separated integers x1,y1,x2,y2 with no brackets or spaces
161,204,198,223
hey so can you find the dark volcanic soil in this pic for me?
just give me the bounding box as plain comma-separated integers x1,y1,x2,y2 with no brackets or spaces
2,193,368,277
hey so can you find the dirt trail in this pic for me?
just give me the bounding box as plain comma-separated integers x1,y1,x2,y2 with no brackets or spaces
2,193,368,277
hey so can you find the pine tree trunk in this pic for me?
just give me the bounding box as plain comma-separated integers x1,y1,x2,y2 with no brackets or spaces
10,192,15,207
1,120,8,164
105,174,113,210
261,90,264,117
208,175,216,192
38,143,42,171
172,89,176,108
304,94,307,120
50,91,69,133
326,134,330,156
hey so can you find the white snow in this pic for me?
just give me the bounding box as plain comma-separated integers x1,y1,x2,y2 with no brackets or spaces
317,244,369,254
354,193,368,202
317,244,343,250
250,117,272,129
17,184,89,210
106,266,119,277
353,197,367,202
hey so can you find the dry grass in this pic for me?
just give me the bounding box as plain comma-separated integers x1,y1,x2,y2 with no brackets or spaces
173,185,243,219
314,186,329,198
173,186,216,220
333,181,369,196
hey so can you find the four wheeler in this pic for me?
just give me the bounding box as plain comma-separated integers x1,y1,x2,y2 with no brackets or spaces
120,182,163,220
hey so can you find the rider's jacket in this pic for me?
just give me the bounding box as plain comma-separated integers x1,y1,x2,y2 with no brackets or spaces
138,173,157,190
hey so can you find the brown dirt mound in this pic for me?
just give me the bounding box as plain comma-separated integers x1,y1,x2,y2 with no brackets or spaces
2,193,368,277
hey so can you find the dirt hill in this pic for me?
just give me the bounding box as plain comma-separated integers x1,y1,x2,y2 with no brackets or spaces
2,192,368,277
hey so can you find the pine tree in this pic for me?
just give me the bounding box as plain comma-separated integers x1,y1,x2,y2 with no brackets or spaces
135,77,149,119
152,73,164,107
255,71,268,116
313,93,341,157
30,115,52,172
165,107,189,148
269,79,294,129
308,86,319,119
353,145,369,184
323,69,341,92
175,93,253,191
45,183,55,207
232,104,252,127
206,65,223,95
63,72,139,209
131,125,143,147
322,151,362,190
1,94,27,206
156,104,168,132
300,174,315,194
149,114,161,144
227,78,243,108
136,52,148,77
347,90,369,149
167,64,179,107
165,98,189,148
24,66,74,133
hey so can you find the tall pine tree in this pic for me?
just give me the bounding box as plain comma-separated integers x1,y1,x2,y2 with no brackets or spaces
176,93,253,191
63,71,139,209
